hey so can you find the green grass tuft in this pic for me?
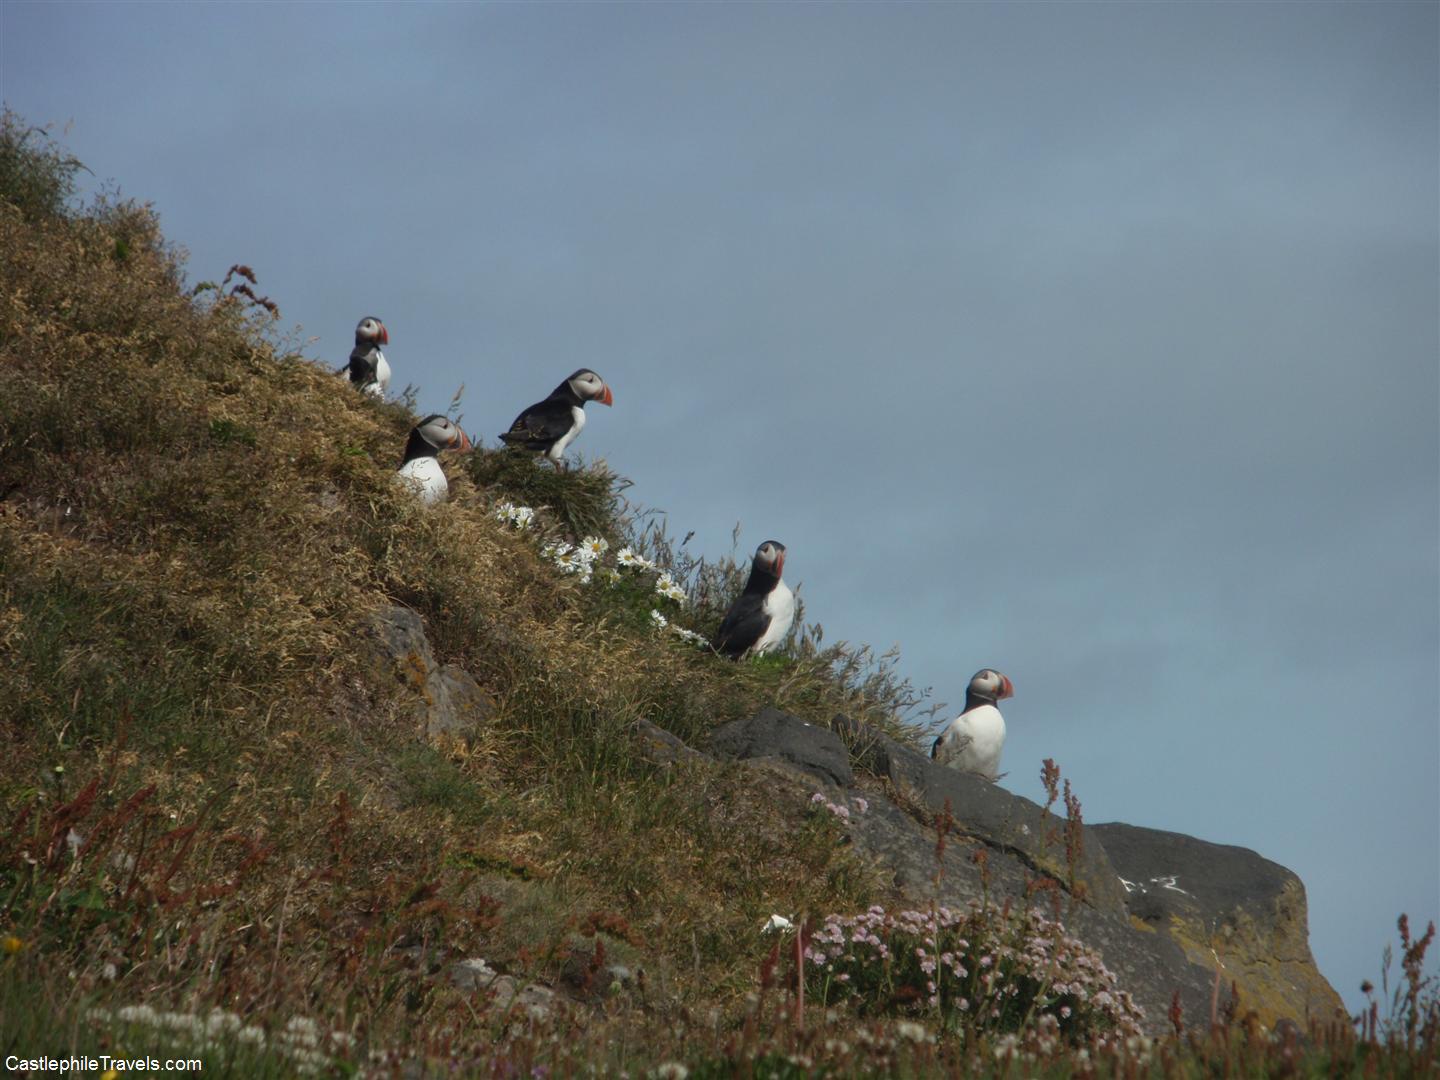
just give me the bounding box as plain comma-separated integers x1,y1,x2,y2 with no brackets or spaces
466,444,623,542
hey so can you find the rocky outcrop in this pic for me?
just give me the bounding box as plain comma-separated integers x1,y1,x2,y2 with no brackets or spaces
363,603,498,743
350,601,1346,1037
449,957,560,1019
1092,823,1344,1026
710,708,853,787
830,714,1127,913
699,707,1345,1035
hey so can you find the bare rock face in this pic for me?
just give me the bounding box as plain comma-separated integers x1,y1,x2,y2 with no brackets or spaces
1091,823,1345,1026
701,708,1345,1035
831,714,1127,913
363,604,498,743
709,708,853,787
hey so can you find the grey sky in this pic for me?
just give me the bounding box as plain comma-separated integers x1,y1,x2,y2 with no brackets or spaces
4,0,1435,1015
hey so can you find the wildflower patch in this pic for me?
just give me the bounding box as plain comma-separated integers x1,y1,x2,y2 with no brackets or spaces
806,903,1145,1042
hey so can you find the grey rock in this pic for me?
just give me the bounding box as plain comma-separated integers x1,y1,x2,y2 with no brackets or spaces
427,662,497,741
449,958,557,1019
832,714,1126,913
1091,822,1345,1025
487,974,518,1009
1093,822,1294,928
829,714,1347,1033
515,983,557,1019
634,718,712,766
554,709,1343,1035
709,707,853,787
363,604,498,743
366,604,431,667
448,957,500,992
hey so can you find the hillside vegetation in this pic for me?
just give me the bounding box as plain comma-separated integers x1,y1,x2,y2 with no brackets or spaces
2,115,1435,1076
0,111,925,1062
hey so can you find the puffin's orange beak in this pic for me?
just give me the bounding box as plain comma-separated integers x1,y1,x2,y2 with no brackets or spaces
775,551,786,578
599,384,613,407
378,323,389,345
999,675,1015,701
453,427,472,452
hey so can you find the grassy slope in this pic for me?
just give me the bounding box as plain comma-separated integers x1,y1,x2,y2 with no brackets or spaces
0,117,916,1055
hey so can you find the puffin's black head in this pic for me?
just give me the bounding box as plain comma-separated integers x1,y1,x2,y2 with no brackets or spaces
355,316,389,347
966,668,1014,706
403,414,472,462
751,540,786,580
559,369,614,407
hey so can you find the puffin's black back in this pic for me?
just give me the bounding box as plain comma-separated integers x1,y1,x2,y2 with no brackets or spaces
499,397,575,450
713,555,782,658
348,344,380,386
500,372,590,449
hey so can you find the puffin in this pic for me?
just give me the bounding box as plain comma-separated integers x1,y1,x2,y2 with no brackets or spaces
396,414,472,504
931,669,1014,780
714,541,795,659
499,369,613,465
345,316,391,397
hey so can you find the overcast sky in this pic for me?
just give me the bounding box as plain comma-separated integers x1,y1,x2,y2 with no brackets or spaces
4,1,1435,1016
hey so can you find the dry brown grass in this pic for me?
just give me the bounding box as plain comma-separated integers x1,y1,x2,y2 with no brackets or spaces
0,115,912,1057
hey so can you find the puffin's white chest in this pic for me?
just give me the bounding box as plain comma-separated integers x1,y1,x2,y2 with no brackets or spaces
366,350,391,397
396,456,448,505
752,580,795,656
932,704,1006,780
546,405,586,461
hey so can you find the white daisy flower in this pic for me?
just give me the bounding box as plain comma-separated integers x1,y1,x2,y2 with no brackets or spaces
508,505,535,528
616,546,653,570
649,609,669,628
671,626,707,646
654,572,687,604
579,536,609,558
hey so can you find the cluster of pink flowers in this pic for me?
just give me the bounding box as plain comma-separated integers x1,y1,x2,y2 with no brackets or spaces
809,792,868,821
803,902,1144,1041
